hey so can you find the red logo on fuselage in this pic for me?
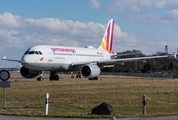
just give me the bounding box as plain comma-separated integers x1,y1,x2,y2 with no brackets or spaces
39,57,44,61
51,48,76,54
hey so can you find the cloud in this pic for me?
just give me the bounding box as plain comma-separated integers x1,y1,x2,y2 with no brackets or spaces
0,12,24,28
0,12,130,46
0,30,24,48
108,0,178,24
109,0,178,13
159,9,178,25
114,24,128,39
0,12,108,38
89,0,101,9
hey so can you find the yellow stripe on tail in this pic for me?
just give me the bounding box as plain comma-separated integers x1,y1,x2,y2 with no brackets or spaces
98,19,115,55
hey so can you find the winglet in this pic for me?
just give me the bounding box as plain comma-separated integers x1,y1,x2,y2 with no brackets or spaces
2,56,21,63
173,53,177,59
168,52,177,59
2,56,6,60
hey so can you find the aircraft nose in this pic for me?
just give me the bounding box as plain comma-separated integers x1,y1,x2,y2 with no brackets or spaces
21,55,33,68
21,55,28,64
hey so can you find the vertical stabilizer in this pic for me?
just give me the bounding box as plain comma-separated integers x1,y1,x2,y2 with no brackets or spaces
98,19,115,54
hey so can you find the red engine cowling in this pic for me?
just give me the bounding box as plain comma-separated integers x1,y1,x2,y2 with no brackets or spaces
20,67,39,78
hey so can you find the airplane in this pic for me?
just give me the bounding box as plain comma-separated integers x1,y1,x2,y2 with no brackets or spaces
2,19,176,81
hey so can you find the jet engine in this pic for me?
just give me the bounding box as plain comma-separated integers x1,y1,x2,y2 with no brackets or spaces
80,64,100,78
20,67,39,78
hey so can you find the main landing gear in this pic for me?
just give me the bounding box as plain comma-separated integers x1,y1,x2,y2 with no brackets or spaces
71,72,81,78
50,72,59,81
76,72,81,78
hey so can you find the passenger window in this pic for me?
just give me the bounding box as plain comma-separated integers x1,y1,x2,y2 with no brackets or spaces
35,51,39,55
39,51,42,55
28,51,34,54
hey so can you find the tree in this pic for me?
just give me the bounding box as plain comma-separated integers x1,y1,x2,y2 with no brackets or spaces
168,62,174,70
141,63,150,73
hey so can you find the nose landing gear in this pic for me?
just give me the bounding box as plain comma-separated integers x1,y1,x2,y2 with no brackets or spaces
37,71,43,81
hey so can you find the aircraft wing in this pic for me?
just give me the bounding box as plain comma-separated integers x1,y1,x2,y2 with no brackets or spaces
98,55,170,64
71,54,174,67
2,56,21,63
112,52,142,57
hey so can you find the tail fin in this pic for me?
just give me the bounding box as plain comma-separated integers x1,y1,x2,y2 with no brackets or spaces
98,19,115,54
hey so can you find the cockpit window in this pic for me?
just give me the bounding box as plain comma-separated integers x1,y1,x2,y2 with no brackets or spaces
35,51,39,55
25,50,42,55
24,48,31,55
39,51,42,55
28,51,35,54
24,51,28,55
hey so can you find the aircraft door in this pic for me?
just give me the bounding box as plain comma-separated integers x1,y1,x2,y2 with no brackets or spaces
45,48,53,62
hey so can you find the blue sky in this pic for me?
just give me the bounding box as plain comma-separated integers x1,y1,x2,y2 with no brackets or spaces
1,0,178,68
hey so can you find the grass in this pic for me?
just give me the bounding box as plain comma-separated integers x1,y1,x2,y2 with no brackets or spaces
0,74,178,118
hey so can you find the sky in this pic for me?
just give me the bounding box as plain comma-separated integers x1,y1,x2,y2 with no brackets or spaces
1,0,178,68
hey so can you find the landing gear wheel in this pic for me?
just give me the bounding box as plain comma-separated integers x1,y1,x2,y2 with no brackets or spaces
76,75,79,78
71,72,74,78
50,75,59,81
37,72,43,81
76,73,81,78
54,75,59,81
49,76,54,81
49,72,59,81
37,77,43,81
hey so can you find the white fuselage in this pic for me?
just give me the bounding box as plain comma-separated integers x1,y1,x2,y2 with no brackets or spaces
21,45,112,72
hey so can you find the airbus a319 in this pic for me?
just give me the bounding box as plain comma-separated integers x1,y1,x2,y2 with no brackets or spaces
2,19,174,81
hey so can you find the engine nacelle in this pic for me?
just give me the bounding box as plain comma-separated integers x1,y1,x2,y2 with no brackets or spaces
20,67,39,78
80,64,100,78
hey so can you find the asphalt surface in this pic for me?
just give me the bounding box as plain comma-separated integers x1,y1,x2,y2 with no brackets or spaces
1,115,178,120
